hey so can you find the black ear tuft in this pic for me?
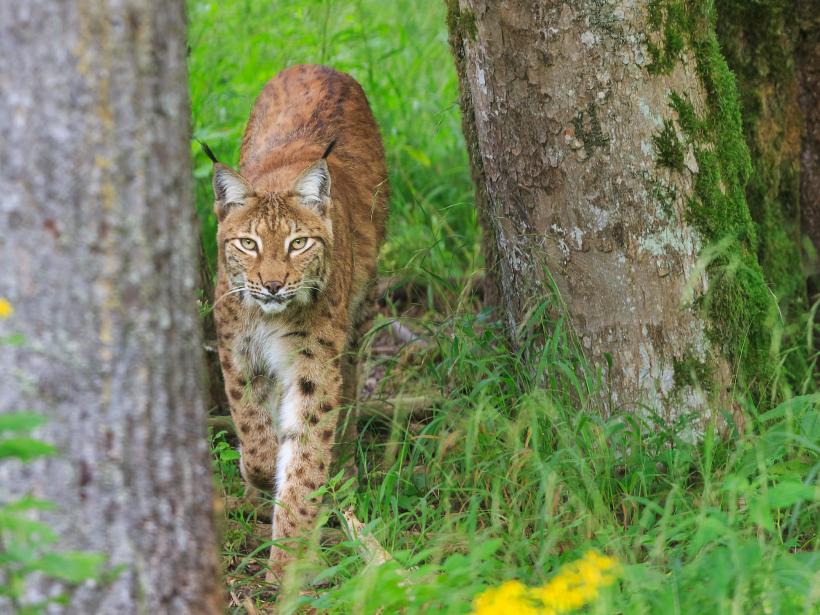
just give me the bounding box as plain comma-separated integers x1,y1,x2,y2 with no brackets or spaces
322,139,336,160
198,140,219,164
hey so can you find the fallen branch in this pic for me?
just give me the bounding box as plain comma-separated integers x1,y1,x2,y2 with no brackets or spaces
389,320,428,347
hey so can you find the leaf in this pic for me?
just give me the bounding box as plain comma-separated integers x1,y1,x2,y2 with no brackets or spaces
0,496,57,513
0,437,56,461
750,497,774,531
0,412,47,433
31,552,105,583
403,145,431,167
0,333,26,346
766,482,817,509
757,395,819,423
218,448,239,462
691,514,729,553
0,513,58,544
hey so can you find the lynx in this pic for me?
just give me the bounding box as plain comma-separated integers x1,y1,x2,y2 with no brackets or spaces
209,64,388,578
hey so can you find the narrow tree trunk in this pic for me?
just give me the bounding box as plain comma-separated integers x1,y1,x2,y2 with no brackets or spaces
0,2,221,613
448,0,780,423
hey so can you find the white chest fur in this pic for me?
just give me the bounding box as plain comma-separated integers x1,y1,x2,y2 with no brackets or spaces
235,320,299,432
240,321,294,377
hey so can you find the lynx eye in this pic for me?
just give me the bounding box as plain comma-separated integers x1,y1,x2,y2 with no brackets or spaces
239,238,257,251
289,237,308,251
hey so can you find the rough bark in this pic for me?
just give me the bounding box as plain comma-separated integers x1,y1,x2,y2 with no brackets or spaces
0,1,221,613
447,8,501,307
448,0,779,423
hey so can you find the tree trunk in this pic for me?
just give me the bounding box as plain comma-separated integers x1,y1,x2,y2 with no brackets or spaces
0,2,221,613
795,1,820,296
447,0,782,424
714,0,808,381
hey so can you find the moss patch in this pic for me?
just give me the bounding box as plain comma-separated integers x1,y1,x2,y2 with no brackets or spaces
673,354,714,391
669,92,704,144
647,0,686,74
653,119,685,171
646,1,791,401
572,102,610,157
446,0,477,42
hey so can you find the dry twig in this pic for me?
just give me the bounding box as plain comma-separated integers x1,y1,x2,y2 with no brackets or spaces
341,508,392,566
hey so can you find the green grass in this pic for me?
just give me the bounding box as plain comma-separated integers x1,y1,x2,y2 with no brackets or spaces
211,301,819,614
189,2,819,613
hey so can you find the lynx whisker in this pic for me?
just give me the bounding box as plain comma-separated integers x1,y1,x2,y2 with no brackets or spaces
212,285,247,308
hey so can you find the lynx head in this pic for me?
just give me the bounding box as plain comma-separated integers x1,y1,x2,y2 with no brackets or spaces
212,159,333,315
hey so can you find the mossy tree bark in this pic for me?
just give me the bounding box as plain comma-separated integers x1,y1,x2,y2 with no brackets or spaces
0,1,221,612
715,0,809,377
795,1,820,295
447,0,787,425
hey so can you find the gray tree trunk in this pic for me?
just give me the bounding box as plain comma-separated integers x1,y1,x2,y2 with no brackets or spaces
0,2,221,613
448,0,778,425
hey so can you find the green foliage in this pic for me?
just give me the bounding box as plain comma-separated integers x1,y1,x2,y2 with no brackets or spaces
187,0,478,307
0,414,104,613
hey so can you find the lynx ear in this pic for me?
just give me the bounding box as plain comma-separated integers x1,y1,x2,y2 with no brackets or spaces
294,160,331,214
213,164,251,219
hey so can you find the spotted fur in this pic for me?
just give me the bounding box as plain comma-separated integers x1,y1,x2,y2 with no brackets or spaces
211,65,388,579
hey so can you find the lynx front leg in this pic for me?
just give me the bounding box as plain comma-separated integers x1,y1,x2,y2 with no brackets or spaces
215,297,279,491
220,356,279,491
268,338,343,579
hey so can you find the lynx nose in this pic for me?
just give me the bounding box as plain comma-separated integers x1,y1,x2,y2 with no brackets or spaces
264,280,283,295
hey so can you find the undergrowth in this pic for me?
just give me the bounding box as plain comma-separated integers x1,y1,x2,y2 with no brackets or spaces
214,300,818,614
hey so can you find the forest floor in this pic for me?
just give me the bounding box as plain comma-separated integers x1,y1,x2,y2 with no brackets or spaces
188,1,819,613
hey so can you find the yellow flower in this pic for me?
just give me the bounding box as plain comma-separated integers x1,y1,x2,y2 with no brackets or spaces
473,580,543,615
0,298,13,319
471,551,620,615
